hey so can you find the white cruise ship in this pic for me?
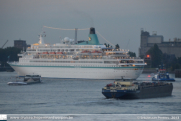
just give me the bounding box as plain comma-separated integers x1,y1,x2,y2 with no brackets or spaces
8,27,146,79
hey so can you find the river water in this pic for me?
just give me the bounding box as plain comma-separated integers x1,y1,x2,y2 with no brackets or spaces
0,72,181,120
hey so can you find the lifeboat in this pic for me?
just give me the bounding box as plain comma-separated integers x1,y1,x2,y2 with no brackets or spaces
56,52,63,54
91,50,102,53
42,52,49,54
49,52,56,54
96,51,102,53
81,50,91,53
91,50,97,53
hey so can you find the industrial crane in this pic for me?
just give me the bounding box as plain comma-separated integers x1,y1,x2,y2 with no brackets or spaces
1,40,8,48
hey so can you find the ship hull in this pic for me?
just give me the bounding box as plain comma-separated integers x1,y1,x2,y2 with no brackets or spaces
9,64,143,79
102,84,173,99
152,77,175,82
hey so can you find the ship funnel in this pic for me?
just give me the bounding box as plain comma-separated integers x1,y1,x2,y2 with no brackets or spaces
77,27,100,45
88,27,100,45
90,27,95,34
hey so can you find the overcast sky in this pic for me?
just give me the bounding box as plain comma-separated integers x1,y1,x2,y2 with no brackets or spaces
0,0,181,56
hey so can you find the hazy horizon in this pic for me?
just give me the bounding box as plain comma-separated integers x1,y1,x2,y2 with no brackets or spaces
1,0,181,56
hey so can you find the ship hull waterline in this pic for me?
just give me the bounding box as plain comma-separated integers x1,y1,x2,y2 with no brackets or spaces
10,64,144,79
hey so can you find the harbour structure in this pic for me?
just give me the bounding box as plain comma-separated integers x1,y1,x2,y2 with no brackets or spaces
8,27,146,79
14,39,30,50
139,29,181,58
175,69,181,78
102,80,173,99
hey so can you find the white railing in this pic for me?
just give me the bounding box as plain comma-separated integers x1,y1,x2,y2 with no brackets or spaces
8,61,19,65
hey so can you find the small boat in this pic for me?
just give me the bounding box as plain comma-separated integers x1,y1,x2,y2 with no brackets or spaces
8,75,41,85
152,64,175,82
102,80,173,99
24,75,41,82
7,82,27,85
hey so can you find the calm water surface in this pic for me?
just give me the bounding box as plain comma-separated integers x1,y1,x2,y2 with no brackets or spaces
0,72,181,114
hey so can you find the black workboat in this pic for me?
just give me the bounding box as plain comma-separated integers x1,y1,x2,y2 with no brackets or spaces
102,80,173,99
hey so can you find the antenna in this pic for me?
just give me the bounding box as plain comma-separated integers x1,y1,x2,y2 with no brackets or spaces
152,31,157,35
126,39,130,49
59,36,61,43
141,28,144,34
75,28,78,44
2,40,8,49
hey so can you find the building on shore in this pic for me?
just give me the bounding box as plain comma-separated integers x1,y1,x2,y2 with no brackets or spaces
14,39,30,50
139,29,181,58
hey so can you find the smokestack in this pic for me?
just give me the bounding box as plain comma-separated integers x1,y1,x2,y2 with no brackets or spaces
88,27,100,45
90,27,95,34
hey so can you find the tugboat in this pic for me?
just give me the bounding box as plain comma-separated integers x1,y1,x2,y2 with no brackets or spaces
152,64,175,81
102,80,173,99
7,75,41,85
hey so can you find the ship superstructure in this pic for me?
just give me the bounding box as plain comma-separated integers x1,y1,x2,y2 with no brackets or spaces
8,27,146,79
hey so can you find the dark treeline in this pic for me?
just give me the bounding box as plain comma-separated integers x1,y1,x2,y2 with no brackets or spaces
128,51,136,57
144,44,181,70
0,47,21,67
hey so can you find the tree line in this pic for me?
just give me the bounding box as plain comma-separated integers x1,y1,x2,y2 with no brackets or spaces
0,47,21,67
143,44,181,70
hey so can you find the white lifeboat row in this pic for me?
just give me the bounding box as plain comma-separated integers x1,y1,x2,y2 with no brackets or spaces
81,50,102,53
38,52,63,55
38,50,103,55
